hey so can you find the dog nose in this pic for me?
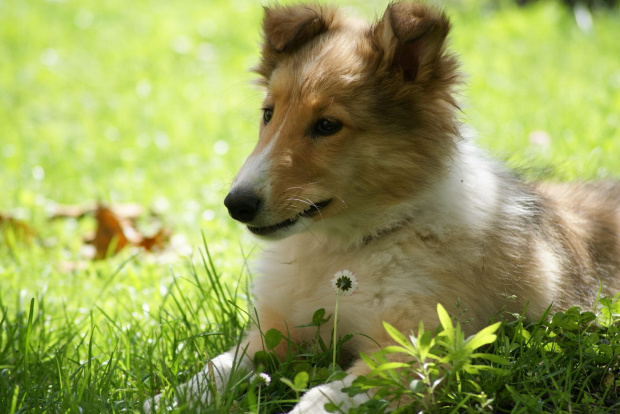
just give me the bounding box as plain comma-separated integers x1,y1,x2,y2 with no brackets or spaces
224,191,261,223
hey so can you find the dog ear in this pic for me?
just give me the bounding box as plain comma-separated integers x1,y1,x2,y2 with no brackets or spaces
373,2,451,83
263,4,331,53
254,4,337,82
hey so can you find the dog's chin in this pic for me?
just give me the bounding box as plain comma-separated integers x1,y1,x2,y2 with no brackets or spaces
247,217,309,240
246,199,332,240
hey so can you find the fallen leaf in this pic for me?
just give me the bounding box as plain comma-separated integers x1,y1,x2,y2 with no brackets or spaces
51,201,170,260
0,213,37,244
48,202,96,219
110,203,145,221
138,228,171,252
50,202,145,221
86,205,128,259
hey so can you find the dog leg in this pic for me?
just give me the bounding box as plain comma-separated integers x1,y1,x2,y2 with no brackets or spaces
143,350,253,412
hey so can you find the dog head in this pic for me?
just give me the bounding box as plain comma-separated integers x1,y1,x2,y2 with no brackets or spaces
224,2,460,242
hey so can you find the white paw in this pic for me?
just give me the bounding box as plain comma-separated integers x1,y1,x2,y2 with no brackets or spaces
142,372,219,412
288,375,369,414
143,352,250,412
143,392,162,413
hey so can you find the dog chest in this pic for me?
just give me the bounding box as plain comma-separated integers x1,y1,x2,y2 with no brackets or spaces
249,233,470,344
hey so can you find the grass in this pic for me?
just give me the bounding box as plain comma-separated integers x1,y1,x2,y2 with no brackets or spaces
1,0,619,412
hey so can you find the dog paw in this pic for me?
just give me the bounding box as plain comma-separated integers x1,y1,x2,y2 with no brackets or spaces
143,352,252,412
287,376,369,414
143,393,163,413
142,385,205,413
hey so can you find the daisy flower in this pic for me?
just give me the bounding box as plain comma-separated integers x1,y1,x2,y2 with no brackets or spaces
251,372,271,414
251,372,271,387
330,269,358,296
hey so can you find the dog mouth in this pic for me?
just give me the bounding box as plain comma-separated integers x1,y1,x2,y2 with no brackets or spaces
247,199,332,236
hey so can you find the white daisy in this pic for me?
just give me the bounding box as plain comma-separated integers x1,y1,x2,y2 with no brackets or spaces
330,269,358,296
251,372,271,387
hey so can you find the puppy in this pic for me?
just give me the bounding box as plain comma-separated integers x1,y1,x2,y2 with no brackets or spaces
146,2,620,412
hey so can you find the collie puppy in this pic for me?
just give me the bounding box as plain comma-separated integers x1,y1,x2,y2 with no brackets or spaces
146,2,620,412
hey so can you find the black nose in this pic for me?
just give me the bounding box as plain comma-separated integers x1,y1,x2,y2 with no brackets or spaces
224,191,261,223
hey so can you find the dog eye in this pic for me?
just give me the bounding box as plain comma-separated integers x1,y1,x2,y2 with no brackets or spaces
263,108,273,125
314,118,342,136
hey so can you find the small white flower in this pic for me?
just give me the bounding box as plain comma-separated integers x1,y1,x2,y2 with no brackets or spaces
330,269,358,296
251,372,271,387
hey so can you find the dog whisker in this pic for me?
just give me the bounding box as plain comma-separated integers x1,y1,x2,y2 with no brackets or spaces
282,181,323,193
285,197,313,206
332,195,348,208
290,198,319,210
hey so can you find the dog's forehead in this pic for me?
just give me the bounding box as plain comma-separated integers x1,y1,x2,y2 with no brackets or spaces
270,26,369,102
269,18,370,94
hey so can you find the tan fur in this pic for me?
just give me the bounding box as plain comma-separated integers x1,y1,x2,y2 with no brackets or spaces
145,3,620,413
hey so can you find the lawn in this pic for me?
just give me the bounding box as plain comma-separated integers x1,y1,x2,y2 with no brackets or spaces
1,0,619,412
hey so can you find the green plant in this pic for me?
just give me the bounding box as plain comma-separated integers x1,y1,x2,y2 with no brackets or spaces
340,304,508,413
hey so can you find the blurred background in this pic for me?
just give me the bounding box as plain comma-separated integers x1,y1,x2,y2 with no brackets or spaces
0,0,619,334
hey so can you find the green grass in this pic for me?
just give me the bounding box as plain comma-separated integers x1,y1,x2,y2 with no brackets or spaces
1,0,619,412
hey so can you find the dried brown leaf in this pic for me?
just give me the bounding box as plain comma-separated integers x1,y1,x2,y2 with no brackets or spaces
48,202,96,219
0,214,37,243
138,228,171,252
50,202,145,221
87,205,129,259
79,203,170,260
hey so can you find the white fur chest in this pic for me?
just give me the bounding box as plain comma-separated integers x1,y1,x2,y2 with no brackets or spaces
250,230,444,345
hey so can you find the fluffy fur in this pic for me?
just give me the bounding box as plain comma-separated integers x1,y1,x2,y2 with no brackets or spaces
146,2,620,412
